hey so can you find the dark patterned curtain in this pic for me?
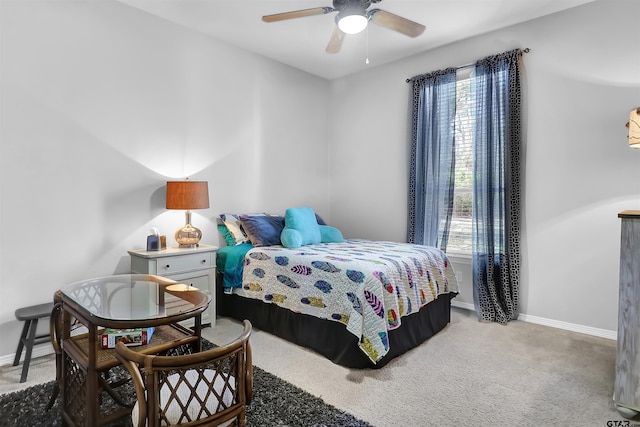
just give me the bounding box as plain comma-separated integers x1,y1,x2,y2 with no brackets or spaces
471,49,523,323
407,68,457,249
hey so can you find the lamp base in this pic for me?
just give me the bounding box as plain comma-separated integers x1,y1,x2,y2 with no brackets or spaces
175,224,202,248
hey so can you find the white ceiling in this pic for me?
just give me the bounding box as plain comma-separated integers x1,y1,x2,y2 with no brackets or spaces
118,0,595,80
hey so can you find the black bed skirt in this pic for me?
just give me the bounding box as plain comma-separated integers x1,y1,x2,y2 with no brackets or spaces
217,276,457,369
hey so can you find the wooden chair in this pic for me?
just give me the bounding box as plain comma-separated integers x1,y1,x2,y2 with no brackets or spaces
115,320,252,427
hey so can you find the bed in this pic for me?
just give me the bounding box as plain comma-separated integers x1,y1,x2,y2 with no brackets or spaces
215,211,459,369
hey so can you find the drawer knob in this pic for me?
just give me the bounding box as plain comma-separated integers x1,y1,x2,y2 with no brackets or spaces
201,259,207,264
165,264,170,269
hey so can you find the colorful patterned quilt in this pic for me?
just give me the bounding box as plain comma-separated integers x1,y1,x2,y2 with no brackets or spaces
234,239,458,364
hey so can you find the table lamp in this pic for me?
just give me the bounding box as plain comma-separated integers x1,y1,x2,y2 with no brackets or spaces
166,180,209,248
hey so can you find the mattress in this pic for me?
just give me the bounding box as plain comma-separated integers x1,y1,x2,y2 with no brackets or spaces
218,239,458,364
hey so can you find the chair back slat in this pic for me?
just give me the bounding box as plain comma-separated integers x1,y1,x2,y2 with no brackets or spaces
116,320,252,427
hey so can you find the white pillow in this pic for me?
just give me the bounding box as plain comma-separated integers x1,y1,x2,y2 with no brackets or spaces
220,213,248,245
220,213,266,245
132,369,237,426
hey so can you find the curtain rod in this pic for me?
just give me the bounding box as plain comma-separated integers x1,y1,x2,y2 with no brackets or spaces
406,48,530,83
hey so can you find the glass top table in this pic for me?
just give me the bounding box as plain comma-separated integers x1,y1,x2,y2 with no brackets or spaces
58,274,211,427
61,274,210,328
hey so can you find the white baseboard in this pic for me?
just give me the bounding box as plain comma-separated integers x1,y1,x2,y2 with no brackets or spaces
451,301,475,311
517,313,617,340
0,344,54,367
451,301,617,340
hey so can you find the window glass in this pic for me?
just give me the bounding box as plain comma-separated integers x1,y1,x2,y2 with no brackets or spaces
447,76,473,253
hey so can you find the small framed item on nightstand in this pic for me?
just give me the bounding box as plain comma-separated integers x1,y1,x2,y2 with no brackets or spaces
146,227,166,251
146,235,160,251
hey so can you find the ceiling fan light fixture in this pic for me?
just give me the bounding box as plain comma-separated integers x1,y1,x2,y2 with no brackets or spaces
338,11,368,34
263,2,427,55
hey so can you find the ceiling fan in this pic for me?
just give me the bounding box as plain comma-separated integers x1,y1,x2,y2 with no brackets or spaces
262,0,426,54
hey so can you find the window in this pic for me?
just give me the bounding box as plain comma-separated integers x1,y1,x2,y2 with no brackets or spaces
408,48,523,321
447,74,474,253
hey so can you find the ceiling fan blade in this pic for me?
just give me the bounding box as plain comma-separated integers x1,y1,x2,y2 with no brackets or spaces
368,9,426,38
326,26,345,54
262,7,334,23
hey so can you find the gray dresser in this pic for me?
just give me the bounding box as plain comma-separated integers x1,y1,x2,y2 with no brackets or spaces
614,210,640,418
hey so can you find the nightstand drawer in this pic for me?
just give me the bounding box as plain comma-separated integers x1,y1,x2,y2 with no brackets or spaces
170,274,210,294
164,274,212,322
156,253,213,275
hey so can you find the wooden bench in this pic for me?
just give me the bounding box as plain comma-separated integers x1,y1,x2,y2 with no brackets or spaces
13,302,54,383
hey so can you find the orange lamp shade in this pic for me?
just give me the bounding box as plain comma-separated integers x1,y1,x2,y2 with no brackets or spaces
166,181,210,210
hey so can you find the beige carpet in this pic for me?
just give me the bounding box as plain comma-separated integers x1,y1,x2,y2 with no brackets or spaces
0,307,633,426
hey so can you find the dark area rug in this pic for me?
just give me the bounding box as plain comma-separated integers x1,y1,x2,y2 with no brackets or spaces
0,341,372,427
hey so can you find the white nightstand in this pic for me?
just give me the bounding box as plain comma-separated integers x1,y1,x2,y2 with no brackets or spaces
128,244,218,327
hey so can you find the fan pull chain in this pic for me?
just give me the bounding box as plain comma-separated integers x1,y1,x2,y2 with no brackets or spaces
365,25,370,64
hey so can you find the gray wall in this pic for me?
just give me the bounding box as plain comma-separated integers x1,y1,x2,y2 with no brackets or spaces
0,1,330,358
328,0,640,335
